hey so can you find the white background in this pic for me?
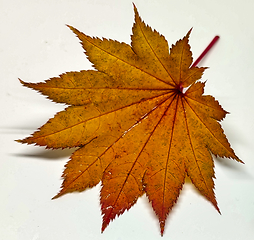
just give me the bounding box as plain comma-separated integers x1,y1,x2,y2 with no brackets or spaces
1,0,254,239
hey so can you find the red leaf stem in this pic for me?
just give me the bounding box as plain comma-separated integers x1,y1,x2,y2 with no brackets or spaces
191,35,220,67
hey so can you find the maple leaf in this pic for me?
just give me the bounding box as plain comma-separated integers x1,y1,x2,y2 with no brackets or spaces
17,4,243,236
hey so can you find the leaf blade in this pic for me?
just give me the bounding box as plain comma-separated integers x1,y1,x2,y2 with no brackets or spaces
18,5,242,236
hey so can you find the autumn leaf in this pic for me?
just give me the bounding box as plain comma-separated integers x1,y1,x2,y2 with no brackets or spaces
17,4,242,236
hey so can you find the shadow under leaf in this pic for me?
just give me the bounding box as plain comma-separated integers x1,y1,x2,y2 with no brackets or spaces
14,148,77,161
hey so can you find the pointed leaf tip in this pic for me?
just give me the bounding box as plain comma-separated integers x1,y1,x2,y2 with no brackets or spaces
160,221,165,236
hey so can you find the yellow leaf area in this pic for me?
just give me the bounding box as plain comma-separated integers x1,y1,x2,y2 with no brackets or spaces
18,5,242,236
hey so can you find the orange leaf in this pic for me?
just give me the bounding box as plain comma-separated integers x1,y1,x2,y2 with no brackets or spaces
17,4,243,236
